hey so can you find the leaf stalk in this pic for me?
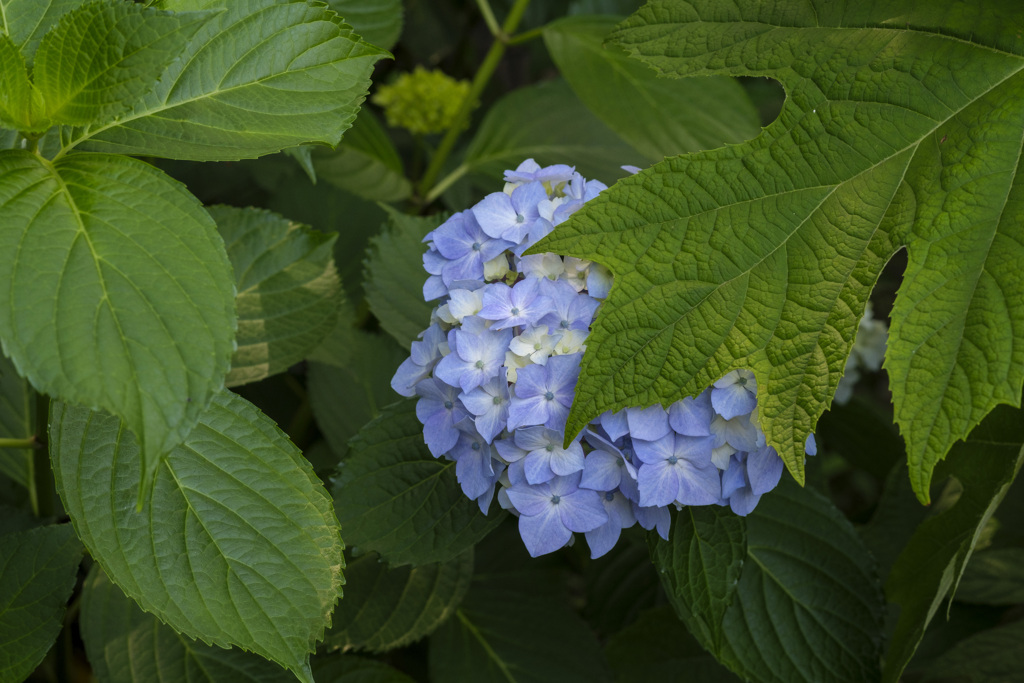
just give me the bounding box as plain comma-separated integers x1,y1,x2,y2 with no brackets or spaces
417,0,532,199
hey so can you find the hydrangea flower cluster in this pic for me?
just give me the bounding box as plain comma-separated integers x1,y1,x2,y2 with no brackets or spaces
391,160,816,559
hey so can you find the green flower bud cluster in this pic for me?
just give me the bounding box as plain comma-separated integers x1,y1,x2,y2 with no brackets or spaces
372,67,472,135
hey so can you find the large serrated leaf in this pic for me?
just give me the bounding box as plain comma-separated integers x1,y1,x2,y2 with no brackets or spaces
34,2,213,126
428,580,612,683
313,108,411,202
649,506,745,652
537,0,1024,501
655,479,884,683
326,0,403,51
883,400,1024,682
955,547,1024,605
333,399,506,567
81,565,289,683
0,352,34,488
312,654,415,683
364,207,445,348
583,529,660,634
60,0,388,160
324,549,472,653
461,78,640,186
0,0,87,63
605,606,741,683
918,619,1024,683
0,523,82,683
0,33,38,130
543,14,760,160
50,390,344,682
0,151,235,490
308,330,405,457
210,205,341,387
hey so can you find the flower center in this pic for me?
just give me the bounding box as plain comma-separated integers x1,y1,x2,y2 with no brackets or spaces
471,241,481,251
737,376,747,386
550,494,560,504
545,444,554,452
534,342,542,351
544,391,555,401
475,360,484,369
516,214,525,224
510,307,520,315
444,400,453,409
667,455,678,465
492,396,503,405
472,442,481,451
605,492,615,501
560,320,570,328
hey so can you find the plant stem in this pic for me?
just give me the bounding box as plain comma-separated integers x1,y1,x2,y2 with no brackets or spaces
417,0,533,199
474,0,502,39
507,25,545,45
425,163,470,204
0,436,35,449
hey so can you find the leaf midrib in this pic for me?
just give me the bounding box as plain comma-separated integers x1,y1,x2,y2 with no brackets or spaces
55,8,351,158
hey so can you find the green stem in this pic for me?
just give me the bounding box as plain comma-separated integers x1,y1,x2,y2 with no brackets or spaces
507,25,545,45
425,163,470,204
417,0,533,199
0,436,35,449
474,0,502,39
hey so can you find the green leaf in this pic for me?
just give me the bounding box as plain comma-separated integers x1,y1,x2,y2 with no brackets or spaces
0,523,82,683
308,331,406,457
428,578,612,683
324,549,472,653
655,480,884,683
0,0,86,63
63,0,387,160
34,2,213,126
883,401,1024,682
333,399,506,567
210,205,342,387
267,173,388,302
0,352,34,488
0,151,235,489
364,207,444,348
543,15,760,161
583,528,660,634
955,547,1024,605
649,506,745,652
918,618,1024,683
313,107,411,202
461,78,640,186
50,390,344,682
80,565,290,683
605,605,741,683
326,0,403,51
0,33,40,130
538,0,1024,500
312,654,415,683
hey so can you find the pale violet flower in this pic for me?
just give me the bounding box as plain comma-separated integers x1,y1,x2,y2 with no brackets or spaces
509,326,559,364
507,353,581,431
506,472,607,557
711,369,758,420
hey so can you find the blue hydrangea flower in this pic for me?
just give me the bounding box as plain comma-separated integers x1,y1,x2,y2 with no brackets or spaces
507,353,581,431
391,158,840,559
633,432,720,507
505,472,608,557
